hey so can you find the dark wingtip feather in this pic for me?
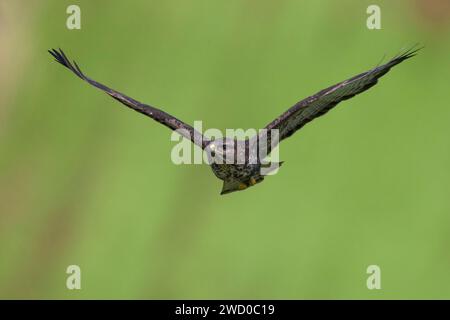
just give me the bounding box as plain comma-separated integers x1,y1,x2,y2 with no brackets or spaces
48,48,85,79
389,44,423,65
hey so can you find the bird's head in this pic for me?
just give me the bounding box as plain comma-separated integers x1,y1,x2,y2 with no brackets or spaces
205,138,238,165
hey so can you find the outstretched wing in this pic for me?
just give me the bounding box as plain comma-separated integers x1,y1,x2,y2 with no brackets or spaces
49,48,209,149
259,46,421,153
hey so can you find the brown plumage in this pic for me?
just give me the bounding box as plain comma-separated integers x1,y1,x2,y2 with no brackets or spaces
49,46,420,194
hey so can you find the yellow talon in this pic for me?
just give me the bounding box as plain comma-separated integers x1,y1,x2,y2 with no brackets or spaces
249,178,257,186
238,183,248,190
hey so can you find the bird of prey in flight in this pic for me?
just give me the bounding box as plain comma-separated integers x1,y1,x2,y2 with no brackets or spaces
49,46,420,195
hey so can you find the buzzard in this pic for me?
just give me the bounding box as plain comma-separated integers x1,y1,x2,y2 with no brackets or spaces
49,47,420,195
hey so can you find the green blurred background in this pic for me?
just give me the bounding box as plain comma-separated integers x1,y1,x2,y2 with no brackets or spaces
1,0,449,299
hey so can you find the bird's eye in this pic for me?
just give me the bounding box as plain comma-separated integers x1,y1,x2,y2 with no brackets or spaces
209,144,216,157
